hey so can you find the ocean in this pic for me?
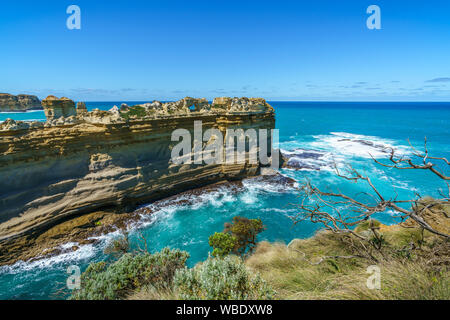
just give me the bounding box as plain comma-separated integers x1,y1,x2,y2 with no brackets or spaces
0,101,449,299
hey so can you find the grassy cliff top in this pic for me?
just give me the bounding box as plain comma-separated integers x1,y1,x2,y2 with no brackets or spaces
245,201,449,300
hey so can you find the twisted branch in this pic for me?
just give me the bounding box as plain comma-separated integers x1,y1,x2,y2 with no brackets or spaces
292,138,450,241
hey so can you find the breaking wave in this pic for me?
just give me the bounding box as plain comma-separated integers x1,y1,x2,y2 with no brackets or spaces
280,131,410,172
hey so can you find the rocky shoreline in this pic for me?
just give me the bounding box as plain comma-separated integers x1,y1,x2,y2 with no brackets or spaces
0,95,276,264
0,174,296,267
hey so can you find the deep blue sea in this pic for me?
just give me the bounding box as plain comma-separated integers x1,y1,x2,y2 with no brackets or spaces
1,101,449,299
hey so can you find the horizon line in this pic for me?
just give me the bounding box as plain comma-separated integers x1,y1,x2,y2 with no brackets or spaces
76,100,450,103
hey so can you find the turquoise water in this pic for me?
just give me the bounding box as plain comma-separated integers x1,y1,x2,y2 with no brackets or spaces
0,101,150,123
0,102,449,299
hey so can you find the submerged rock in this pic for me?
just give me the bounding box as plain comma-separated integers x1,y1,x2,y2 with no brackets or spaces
281,149,332,171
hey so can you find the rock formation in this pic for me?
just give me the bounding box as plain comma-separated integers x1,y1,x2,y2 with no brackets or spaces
131,96,272,116
0,97,275,244
42,95,77,120
212,97,271,112
0,93,42,112
76,102,88,115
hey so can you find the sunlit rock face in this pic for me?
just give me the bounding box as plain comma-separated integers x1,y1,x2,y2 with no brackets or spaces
76,102,88,115
212,97,273,112
42,95,77,120
0,93,42,112
0,97,275,242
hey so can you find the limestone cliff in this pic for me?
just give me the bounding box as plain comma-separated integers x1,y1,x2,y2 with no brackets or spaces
0,93,42,112
42,95,76,119
0,96,275,242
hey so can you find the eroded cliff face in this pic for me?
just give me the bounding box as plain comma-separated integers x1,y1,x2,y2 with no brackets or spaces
0,94,42,112
0,97,275,243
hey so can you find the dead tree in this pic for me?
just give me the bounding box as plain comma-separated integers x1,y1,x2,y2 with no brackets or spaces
291,138,450,248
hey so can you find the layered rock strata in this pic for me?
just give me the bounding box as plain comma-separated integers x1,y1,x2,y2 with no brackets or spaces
0,96,275,244
0,94,42,112
76,102,88,115
0,174,296,266
42,95,77,119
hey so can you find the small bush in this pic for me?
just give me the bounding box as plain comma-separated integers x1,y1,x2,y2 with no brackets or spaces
173,255,275,300
208,232,237,257
121,105,147,120
224,216,265,256
354,219,381,233
103,232,130,258
70,248,189,300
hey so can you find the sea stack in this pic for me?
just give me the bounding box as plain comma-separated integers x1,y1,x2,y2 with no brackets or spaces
0,93,42,112
42,95,76,120
76,102,88,115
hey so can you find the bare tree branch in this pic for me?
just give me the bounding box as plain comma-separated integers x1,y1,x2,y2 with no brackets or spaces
370,138,449,180
287,242,367,265
292,138,450,244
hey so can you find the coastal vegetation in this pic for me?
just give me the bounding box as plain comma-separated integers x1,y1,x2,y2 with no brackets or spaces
209,216,265,257
1,94,448,300
71,217,273,300
252,139,449,299
70,140,449,301
172,255,275,300
120,105,148,120
70,248,189,300
246,207,449,300
70,203,448,300
208,232,236,258
103,232,130,258
70,242,275,300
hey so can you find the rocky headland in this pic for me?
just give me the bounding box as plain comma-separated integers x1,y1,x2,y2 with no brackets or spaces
0,96,276,265
0,93,42,112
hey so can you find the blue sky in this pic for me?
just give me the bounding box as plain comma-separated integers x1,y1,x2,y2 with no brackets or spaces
1,0,449,101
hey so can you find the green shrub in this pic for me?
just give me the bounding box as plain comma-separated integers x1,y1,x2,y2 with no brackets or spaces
121,105,147,119
173,255,275,300
208,232,237,257
354,219,381,233
103,232,130,258
70,248,189,300
224,216,265,256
